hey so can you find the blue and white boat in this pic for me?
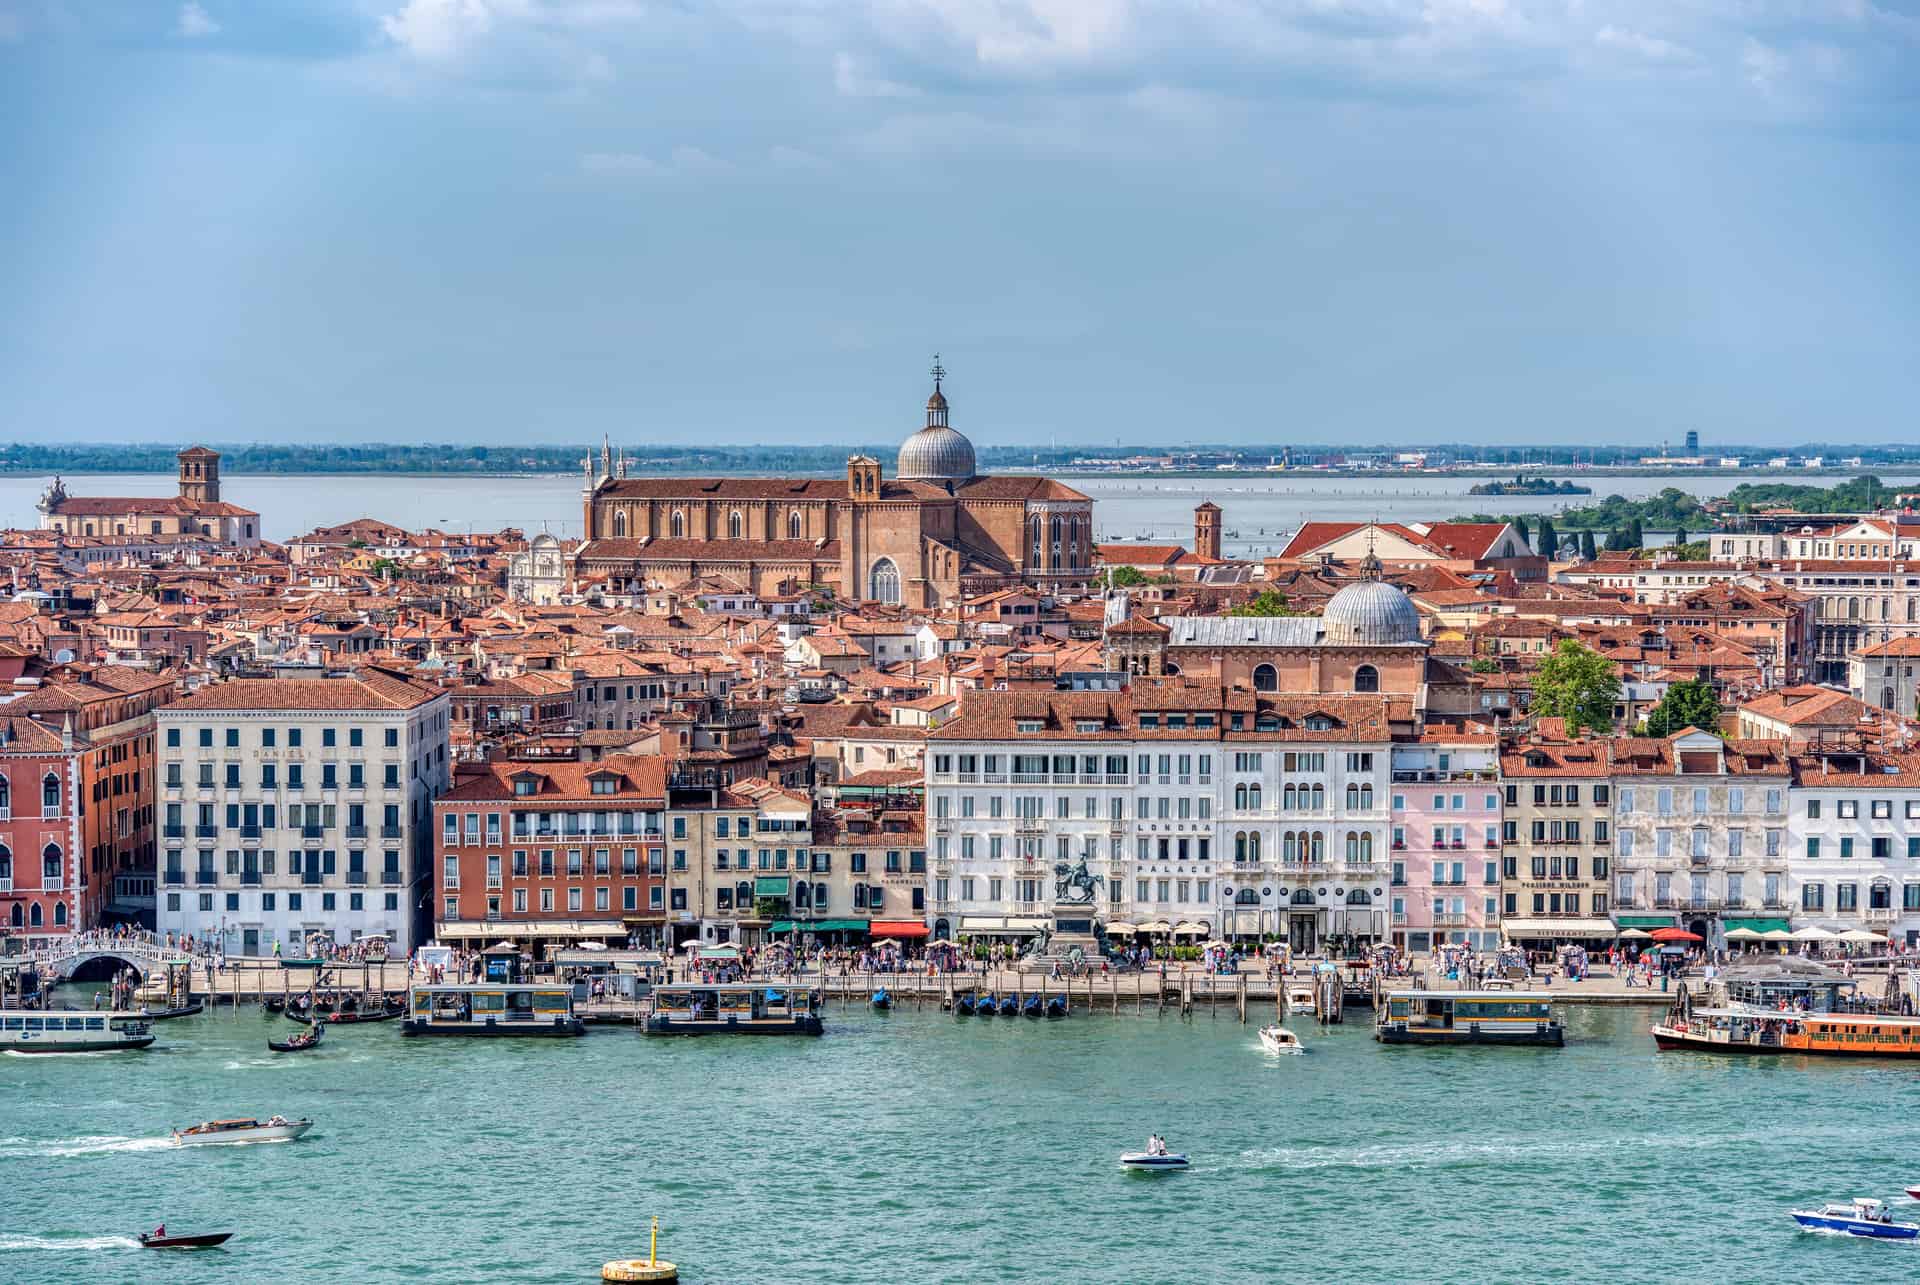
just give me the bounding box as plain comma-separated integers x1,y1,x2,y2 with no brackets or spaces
996,995,1018,1016
1120,1141,1189,1171
1790,1198,1919,1239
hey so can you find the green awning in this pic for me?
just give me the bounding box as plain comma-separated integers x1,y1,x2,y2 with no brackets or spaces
1614,916,1676,928
1723,917,1790,933
809,919,869,932
753,876,791,896
769,920,795,933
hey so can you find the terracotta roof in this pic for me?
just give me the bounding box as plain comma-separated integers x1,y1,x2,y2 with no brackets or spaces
166,672,440,712
439,754,668,803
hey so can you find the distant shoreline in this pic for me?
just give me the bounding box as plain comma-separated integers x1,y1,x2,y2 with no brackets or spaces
3,466,1917,483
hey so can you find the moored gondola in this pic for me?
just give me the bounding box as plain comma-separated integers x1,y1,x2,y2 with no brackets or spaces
870,989,891,1010
997,995,1018,1016
1022,994,1043,1018
1046,996,1069,1018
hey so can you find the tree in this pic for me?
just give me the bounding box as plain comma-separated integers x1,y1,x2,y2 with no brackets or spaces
1605,525,1634,553
1643,679,1723,738
1468,657,1499,674
1228,589,1298,617
1627,517,1644,548
1512,515,1531,545
1535,517,1558,559
1103,565,1152,588
1579,529,1597,560
1672,523,1688,548
1530,639,1620,735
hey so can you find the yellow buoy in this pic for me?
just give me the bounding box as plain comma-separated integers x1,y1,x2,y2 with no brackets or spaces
602,1217,677,1282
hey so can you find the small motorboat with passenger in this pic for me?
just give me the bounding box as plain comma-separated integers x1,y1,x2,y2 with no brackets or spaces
1120,1136,1188,1171
171,1115,314,1147
1790,1198,1919,1239
1258,1024,1304,1055
139,1229,234,1249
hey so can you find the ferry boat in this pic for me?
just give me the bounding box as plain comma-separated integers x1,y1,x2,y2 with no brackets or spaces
1653,961,1920,1060
644,983,824,1037
0,1010,156,1053
401,983,586,1037
1790,1198,1919,1239
1375,991,1565,1047
172,1116,313,1146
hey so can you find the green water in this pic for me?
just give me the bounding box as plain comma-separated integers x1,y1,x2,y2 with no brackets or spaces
4,999,1920,1283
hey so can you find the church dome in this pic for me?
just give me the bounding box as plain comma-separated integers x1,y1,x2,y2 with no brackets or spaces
897,424,976,482
1321,579,1422,646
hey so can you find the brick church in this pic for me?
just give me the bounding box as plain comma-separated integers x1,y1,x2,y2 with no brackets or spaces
574,369,1093,608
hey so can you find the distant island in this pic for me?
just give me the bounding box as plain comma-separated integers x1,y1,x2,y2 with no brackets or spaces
1468,477,1591,497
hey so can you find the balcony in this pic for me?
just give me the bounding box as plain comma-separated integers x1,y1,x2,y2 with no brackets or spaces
42,877,63,892
0,878,9,892
241,825,262,840
1866,906,1900,925
301,870,322,886
347,871,367,886
301,825,324,840
381,825,403,839
384,870,403,886
346,825,368,840
196,870,218,886
164,870,185,887
241,871,262,886
195,824,218,838
162,825,186,840
1014,818,1047,834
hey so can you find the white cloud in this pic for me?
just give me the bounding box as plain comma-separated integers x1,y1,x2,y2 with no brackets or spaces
382,0,529,61
769,144,829,171
581,147,734,179
833,51,918,97
1593,24,1690,63
1741,36,1786,94
176,3,219,38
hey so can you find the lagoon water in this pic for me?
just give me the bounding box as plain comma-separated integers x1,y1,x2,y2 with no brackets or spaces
9,471,1909,558
5,1000,1920,1283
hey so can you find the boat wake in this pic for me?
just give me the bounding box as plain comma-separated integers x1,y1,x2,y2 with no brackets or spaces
222,1058,292,1071
2,1049,106,1058
0,1134,173,1158
1235,1132,1730,1174
0,1234,140,1251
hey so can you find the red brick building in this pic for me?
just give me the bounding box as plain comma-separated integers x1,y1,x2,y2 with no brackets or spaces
434,754,668,950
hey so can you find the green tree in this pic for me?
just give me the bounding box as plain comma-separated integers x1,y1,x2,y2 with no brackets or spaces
1672,523,1688,548
1535,517,1557,559
1530,639,1620,735
1228,589,1298,617
1468,658,1499,674
1579,529,1597,560
1103,565,1152,588
1512,515,1531,545
1627,517,1644,548
1643,679,1723,738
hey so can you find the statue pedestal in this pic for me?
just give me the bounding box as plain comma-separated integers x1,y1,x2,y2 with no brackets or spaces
1039,907,1101,967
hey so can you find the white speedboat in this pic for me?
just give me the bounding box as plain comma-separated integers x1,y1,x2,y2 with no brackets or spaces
1258,1024,1303,1055
1120,1146,1189,1171
1284,985,1317,1018
171,1115,313,1147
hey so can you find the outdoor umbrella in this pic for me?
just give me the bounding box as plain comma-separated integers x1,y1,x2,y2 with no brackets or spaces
1723,927,1762,941
1759,929,1795,943
1616,928,1653,940
1793,926,1837,942
1837,928,1884,944
1648,927,1703,943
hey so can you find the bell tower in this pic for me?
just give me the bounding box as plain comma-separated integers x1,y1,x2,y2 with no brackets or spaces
847,454,881,501
1194,500,1221,561
178,447,220,504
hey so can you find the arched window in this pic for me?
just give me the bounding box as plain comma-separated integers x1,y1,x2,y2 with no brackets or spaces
1359,784,1373,810
1310,784,1324,810
1030,516,1043,565
1282,832,1296,862
53,902,66,926
869,558,901,605
1310,832,1324,862
1234,832,1247,863
43,844,60,879
1359,833,1372,861
1354,664,1379,693
42,773,59,814
795,881,811,909
1291,888,1315,906
1234,784,1247,810
0,845,10,880
728,510,744,540
1849,596,1860,620
611,509,628,538
28,903,41,928
1248,783,1261,810
1236,887,1260,905
788,510,803,540
1885,688,1896,711
7,903,19,927
1248,832,1260,861
1282,784,1296,810
670,510,685,539
1346,831,1359,861
1346,783,1359,810
736,880,753,908
1346,888,1372,906
0,775,9,814
1252,664,1278,692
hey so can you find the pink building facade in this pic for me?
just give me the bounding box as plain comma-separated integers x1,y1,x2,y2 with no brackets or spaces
1390,738,1503,953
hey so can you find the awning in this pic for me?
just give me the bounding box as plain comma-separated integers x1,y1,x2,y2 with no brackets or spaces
808,919,870,932
1173,920,1209,935
1005,918,1049,933
1613,915,1675,929
959,916,1006,933
1722,917,1790,934
1142,920,1173,933
869,921,929,939
753,877,791,897
698,945,740,960
1500,918,1618,939
770,920,795,933
1104,922,1137,935
437,923,503,940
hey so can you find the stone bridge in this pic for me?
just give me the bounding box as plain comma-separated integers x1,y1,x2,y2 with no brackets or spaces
35,936,176,984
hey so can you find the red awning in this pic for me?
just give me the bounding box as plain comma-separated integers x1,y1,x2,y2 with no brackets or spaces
868,921,930,939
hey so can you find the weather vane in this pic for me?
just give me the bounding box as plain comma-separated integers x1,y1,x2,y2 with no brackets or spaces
930,353,946,390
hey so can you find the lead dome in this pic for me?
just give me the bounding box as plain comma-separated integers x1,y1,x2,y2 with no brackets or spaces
896,378,976,483
1321,579,1422,646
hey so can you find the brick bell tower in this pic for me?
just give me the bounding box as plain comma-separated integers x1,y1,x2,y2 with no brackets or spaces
1194,500,1221,561
177,446,221,503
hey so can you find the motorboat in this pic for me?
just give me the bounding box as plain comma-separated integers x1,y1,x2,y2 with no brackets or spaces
869,989,891,1011
1285,984,1317,1018
1120,1147,1189,1171
267,1021,324,1054
1907,1185,1920,1201
996,995,1018,1016
139,1230,234,1250
1046,996,1069,1018
171,1116,314,1147
1790,1198,1920,1239
1258,1024,1304,1055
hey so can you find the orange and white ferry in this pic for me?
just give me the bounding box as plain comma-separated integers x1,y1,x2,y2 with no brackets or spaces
1652,959,1920,1059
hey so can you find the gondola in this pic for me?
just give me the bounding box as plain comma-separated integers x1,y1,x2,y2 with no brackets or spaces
869,989,891,1010
997,995,1018,1016
148,1002,205,1021
138,1231,234,1249
1046,996,1069,1018
286,997,403,1025
1022,995,1044,1018
267,1020,325,1053
953,993,976,1016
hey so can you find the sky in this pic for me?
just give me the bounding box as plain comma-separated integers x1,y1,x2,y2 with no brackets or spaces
1,1,1917,450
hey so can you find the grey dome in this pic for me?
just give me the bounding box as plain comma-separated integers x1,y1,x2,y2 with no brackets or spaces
897,424,977,482
1321,580,1422,646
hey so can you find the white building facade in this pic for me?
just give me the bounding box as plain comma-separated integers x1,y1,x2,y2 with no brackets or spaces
1787,749,1920,949
155,673,451,956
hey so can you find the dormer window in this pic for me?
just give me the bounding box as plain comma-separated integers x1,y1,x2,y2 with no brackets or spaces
1015,718,1044,734
1138,715,1160,729
1075,720,1104,734
1304,715,1333,732
590,775,618,796
512,777,539,797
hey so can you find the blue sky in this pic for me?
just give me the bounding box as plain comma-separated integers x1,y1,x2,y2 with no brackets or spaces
1,1,1916,449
